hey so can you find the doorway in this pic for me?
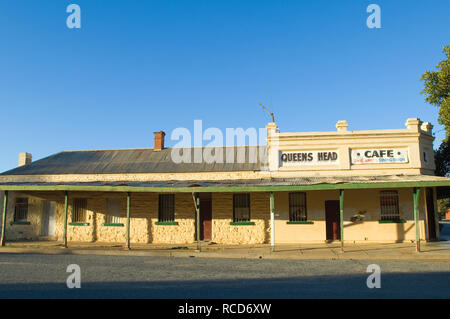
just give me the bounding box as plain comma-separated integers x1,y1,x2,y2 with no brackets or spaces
41,200,56,237
426,188,437,241
325,200,341,241
199,193,212,241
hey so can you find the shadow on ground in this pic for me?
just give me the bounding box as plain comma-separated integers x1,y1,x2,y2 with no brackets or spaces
1,271,449,299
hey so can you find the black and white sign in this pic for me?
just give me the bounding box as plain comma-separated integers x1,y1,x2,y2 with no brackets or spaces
280,151,339,166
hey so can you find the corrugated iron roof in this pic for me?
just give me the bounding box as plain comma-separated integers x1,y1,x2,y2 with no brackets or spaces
0,146,267,175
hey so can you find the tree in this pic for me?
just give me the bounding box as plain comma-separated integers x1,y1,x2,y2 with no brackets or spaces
434,138,450,176
421,44,450,176
421,44,450,137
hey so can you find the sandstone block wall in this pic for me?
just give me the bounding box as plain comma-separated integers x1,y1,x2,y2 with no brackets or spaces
1,188,436,244
211,192,270,244
4,192,43,240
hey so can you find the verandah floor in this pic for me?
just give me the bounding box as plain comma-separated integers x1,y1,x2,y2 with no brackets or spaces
1,240,450,261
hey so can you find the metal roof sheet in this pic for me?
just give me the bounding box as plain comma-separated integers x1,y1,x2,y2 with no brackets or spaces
0,146,267,175
0,175,448,188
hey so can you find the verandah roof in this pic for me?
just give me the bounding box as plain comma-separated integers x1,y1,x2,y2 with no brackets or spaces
1,175,450,192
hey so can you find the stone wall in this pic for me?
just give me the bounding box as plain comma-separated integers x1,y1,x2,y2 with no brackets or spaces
1,188,437,244
4,192,43,240
211,192,270,244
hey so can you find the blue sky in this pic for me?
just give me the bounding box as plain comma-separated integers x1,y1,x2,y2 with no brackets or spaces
0,0,449,172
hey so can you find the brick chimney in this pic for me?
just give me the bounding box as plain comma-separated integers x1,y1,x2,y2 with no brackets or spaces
153,131,166,151
18,152,32,167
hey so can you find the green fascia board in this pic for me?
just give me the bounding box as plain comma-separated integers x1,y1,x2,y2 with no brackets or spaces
1,180,450,193
378,220,407,223
155,221,179,225
230,221,255,225
102,223,124,227
10,221,31,225
286,221,314,224
68,222,90,226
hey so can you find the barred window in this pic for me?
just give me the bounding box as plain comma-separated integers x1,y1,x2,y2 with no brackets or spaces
380,191,400,221
233,194,250,222
289,192,307,221
14,198,28,222
106,198,121,224
158,194,175,222
72,198,87,223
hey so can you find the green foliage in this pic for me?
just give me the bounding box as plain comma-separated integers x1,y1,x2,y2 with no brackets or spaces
435,138,450,176
421,45,450,138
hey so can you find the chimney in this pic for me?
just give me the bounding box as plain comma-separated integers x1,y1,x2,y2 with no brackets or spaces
153,131,166,151
18,152,32,167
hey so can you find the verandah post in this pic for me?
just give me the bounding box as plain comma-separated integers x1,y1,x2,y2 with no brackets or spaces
270,191,275,252
414,187,421,252
126,192,131,250
1,191,8,247
196,193,201,252
63,191,68,248
340,189,344,252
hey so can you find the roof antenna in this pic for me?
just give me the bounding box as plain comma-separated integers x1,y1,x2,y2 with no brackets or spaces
259,103,275,123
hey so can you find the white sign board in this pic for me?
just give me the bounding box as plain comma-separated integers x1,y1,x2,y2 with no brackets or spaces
351,149,409,164
280,151,339,166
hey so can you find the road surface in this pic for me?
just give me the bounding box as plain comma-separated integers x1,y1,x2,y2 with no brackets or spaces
0,253,449,298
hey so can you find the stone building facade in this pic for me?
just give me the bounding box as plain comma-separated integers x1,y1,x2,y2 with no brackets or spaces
0,118,448,247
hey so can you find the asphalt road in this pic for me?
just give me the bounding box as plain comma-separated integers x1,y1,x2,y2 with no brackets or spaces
0,253,449,298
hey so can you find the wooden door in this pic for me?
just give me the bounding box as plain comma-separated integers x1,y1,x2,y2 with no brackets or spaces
325,200,341,241
426,188,437,240
200,198,212,241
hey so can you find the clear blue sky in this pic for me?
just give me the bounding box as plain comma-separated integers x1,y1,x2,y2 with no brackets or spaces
0,0,449,172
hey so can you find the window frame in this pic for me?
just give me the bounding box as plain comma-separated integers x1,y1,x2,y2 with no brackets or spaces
379,190,400,221
72,198,88,223
233,193,251,222
14,198,29,222
158,194,175,222
289,192,307,222
106,198,122,224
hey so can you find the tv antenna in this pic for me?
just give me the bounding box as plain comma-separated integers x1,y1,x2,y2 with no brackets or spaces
259,103,275,123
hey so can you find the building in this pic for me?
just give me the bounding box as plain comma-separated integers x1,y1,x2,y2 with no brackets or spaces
1,118,449,251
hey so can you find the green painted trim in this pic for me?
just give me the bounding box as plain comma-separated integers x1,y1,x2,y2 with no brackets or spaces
270,191,275,247
102,223,124,227
195,193,200,249
63,191,68,248
413,187,421,251
230,221,255,225
287,221,314,224
155,221,179,225
378,219,406,223
1,180,450,193
340,189,344,246
1,191,8,246
126,192,130,249
68,222,90,226
10,221,30,225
